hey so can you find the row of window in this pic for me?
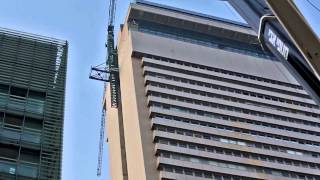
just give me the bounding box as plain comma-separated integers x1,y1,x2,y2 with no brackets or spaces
149,92,320,136
143,62,308,99
145,72,318,109
154,124,320,159
150,95,320,137
141,53,302,90
0,112,43,131
147,81,318,117
153,114,319,158
160,165,254,180
159,152,319,179
0,113,42,146
0,144,40,164
0,127,41,146
146,82,320,127
157,139,320,169
0,142,40,178
0,84,46,100
0,84,46,115
0,160,38,178
151,103,320,147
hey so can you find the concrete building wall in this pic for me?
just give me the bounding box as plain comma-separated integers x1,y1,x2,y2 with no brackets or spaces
105,89,127,180
106,22,159,180
106,2,320,180
131,30,298,84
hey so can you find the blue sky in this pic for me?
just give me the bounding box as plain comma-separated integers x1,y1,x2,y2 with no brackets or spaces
0,0,319,180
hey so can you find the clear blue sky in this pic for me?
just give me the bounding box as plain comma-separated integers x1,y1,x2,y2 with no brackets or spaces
0,0,318,180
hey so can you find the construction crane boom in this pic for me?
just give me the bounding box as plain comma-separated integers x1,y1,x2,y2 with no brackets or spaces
89,0,120,177
97,86,107,176
108,0,117,26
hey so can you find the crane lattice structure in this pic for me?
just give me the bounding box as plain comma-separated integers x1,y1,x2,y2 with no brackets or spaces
89,0,120,176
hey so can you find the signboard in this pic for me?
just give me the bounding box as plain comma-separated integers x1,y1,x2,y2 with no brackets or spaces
265,24,289,60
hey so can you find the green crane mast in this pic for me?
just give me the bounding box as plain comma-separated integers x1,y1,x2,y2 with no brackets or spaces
89,0,120,176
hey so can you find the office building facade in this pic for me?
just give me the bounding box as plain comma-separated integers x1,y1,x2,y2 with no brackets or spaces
105,2,320,180
0,28,68,179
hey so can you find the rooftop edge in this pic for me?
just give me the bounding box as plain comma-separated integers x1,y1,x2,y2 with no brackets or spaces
0,27,67,46
135,0,250,28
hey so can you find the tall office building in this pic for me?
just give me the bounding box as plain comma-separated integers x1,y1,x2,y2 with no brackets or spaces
105,1,320,180
0,28,67,179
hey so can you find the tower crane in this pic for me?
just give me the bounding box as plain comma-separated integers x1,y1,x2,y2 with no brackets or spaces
89,0,120,176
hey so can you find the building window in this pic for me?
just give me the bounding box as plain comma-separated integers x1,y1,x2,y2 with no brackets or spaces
24,117,43,131
20,148,40,164
17,163,38,178
4,114,23,129
10,87,27,98
26,91,45,114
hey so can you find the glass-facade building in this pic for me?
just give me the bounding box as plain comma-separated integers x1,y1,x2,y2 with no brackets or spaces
0,28,67,179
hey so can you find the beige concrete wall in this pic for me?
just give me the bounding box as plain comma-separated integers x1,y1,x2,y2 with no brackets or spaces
106,88,127,180
112,22,159,180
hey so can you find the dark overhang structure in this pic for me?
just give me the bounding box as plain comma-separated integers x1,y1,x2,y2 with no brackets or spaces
228,0,320,105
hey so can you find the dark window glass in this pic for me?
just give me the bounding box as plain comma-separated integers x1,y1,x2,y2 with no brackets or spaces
10,87,27,98
0,84,9,93
0,112,4,121
195,171,202,177
175,167,183,174
28,91,45,101
20,148,40,163
24,117,42,131
185,169,193,175
0,144,19,159
4,114,23,127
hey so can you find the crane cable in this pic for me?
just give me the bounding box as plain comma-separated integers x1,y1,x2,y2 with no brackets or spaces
306,0,320,13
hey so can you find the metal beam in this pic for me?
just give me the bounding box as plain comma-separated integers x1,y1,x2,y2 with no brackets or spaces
266,0,320,80
228,0,320,105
